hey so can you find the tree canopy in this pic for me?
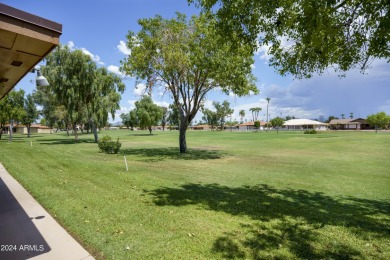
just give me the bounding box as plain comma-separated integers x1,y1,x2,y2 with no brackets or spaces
270,117,285,133
131,95,163,134
190,0,390,78
39,45,125,141
0,89,25,142
366,111,390,133
120,13,257,153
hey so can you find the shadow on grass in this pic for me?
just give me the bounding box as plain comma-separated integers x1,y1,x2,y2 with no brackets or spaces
122,147,224,162
147,183,390,259
38,139,96,145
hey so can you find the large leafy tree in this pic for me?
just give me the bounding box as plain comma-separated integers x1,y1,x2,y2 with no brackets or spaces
85,67,125,142
120,113,132,129
41,45,124,142
21,94,39,137
167,104,180,130
190,0,390,78
1,90,25,142
270,117,285,133
213,100,234,130
366,111,390,133
202,108,218,130
132,95,163,134
0,98,7,139
121,13,257,153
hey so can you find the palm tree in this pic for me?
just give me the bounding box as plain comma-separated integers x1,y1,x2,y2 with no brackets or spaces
350,112,354,119
249,107,262,122
239,110,245,123
266,97,271,131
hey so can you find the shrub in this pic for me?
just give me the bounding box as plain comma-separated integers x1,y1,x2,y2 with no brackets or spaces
304,129,317,134
98,135,122,154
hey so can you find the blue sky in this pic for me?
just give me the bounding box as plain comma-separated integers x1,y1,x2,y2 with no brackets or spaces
5,0,390,123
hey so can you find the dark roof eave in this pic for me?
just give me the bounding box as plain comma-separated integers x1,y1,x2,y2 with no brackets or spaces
0,3,62,34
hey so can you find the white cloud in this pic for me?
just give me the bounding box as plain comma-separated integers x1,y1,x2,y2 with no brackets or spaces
256,36,294,61
66,41,75,50
81,48,104,65
133,83,147,96
117,40,131,55
107,65,124,76
154,100,170,108
127,100,136,108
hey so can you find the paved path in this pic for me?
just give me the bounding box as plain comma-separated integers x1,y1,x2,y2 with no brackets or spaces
0,163,94,260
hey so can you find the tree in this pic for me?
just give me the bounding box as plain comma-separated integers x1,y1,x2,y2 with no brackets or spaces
120,113,132,129
190,0,390,78
167,104,180,130
366,112,390,133
1,90,25,142
120,13,257,153
0,98,7,140
21,94,39,137
202,108,218,131
213,100,234,130
266,97,271,131
341,113,345,119
41,45,125,142
132,95,163,134
161,106,169,131
350,112,354,119
239,110,245,124
249,107,261,122
254,120,260,131
270,117,284,133
86,67,125,142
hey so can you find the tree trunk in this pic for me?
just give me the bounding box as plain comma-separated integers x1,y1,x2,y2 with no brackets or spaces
91,120,98,143
148,126,152,135
9,119,13,143
179,122,187,153
27,125,31,137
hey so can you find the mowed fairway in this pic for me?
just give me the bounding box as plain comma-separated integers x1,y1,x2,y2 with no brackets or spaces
0,130,389,259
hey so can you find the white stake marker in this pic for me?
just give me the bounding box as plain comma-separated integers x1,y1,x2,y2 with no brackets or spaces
124,156,128,171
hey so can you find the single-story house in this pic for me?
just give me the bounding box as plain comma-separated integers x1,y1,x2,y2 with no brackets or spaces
1,124,53,134
16,124,53,134
283,119,327,130
238,121,266,131
328,118,371,130
190,124,211,130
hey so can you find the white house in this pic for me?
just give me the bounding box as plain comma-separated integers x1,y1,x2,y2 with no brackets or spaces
283,119,327,131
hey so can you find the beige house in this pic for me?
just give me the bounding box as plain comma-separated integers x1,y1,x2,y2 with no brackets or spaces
6,124,53,134
329,118,371,130
238,121,266,131
190,124,211,130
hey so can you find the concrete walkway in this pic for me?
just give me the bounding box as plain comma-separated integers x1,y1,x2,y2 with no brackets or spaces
0,163,94,260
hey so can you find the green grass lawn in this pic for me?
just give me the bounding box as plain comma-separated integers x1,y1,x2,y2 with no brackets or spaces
1,130,389,259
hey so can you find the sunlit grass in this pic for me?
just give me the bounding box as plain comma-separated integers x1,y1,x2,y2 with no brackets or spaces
0,130,389,259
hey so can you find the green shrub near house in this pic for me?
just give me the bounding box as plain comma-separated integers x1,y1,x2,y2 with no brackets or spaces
304,129,317,134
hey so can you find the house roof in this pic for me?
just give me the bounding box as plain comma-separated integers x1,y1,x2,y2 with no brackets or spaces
239,121,266,126
329,119,362,125
0,3,62,100
283,119,327,126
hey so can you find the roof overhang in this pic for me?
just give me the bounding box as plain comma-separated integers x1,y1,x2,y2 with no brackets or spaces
0,3,62,100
